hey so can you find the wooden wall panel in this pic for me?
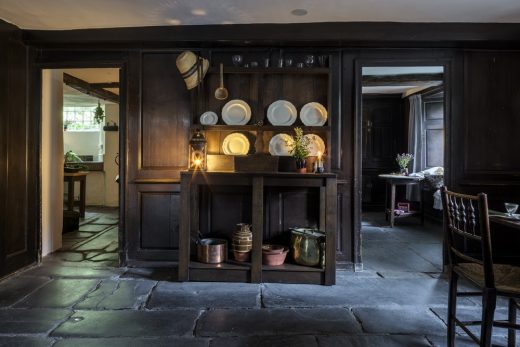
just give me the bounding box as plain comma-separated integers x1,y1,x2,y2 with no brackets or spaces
199,186,252,238
464,51,520,176
140,192,180,249
0,26,37,278
126,183,180,261
141,52,190,170
125,51,193,262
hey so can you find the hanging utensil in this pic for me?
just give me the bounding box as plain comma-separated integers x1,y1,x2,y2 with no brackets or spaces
214,63,228,100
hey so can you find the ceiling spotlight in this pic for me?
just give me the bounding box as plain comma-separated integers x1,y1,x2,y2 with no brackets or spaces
167,18,181,25
191,8,207,16
291,8,308,16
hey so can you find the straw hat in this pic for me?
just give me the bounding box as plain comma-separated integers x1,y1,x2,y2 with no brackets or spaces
176,51,209,90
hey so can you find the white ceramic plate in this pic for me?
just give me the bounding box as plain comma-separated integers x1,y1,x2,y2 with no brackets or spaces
200,111,218,125
222,99,252,125
300,102,328,126
268,133,294,156
222,133,250,155
267,100,297,126
304,134,326,156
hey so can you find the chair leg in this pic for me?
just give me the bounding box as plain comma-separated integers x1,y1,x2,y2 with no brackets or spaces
480,288,497,347
508,298,517,347
447,270,458,347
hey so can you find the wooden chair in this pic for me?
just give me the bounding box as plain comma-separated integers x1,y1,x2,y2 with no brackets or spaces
440,187,520,347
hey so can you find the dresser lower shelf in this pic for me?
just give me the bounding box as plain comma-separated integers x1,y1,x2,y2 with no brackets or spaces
187,260,325,284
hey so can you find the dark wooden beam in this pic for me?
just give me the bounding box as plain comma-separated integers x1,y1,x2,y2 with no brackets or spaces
63,73,119,103
21,22,520,49
362,73,444,86
90,82,119,88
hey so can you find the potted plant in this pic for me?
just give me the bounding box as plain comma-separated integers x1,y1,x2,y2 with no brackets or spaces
93,101,105,125
396,153,414,175
64,150,87,172
287,127,311,173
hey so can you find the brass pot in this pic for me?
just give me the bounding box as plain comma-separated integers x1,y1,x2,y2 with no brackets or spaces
197,238,227,264
290,228,326,267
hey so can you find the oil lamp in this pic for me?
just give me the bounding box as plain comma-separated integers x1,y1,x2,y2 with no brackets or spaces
188,129,207,170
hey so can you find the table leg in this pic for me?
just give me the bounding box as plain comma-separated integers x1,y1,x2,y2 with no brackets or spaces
390,183,396,228
79,177,86,218
385,182,389,222
420,183,424,226
67,179,74,212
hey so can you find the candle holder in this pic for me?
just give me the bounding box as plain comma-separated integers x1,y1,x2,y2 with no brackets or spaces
188,129,207,171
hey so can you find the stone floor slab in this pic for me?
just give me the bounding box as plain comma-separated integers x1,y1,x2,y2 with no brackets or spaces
0,336,54,347
196,308,362,337
74,228,118,252
63,232,95,239
79,224,111,232
363,240,440,272
0,309,71,334
52,337,208,347
120,268,175,281
147,282,260,309
14,279,99,308
51,310,201,338
352,307,446,335
75,279,155,310
0,276,51,307
23,263,122,278
426,334,509,347
209,335,318,347
263,278,453,308
317,335,432,347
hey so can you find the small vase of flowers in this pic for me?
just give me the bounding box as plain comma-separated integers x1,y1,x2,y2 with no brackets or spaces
287,127,311,173
396,153,414,176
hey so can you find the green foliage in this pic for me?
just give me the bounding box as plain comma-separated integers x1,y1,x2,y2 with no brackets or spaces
287,127,311,160
93,101,105,124
396,153,414,169
64,150,83,164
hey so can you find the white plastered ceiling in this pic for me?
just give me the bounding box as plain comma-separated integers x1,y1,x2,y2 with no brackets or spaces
1,0,520,30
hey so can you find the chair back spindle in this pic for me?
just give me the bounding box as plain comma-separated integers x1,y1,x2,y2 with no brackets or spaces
440,186,495,288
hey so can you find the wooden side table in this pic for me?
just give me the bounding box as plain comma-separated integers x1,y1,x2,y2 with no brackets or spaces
378,174,424,228
64,172,87,218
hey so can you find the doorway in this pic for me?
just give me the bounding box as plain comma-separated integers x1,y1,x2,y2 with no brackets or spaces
41,67,123,266
357,65,446,275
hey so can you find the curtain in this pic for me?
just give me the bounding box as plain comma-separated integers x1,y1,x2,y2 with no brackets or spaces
406,94,424,201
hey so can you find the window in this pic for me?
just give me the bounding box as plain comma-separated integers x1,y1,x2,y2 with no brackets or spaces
63,105,103,131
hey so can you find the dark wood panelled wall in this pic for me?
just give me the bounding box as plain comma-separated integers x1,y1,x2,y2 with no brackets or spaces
1,21,520,276
0,21,39,277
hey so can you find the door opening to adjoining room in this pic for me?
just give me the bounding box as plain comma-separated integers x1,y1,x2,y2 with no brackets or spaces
358,65,446,275
41,67,121,266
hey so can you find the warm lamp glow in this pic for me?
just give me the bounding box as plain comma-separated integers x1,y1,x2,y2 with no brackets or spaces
188,130,207,171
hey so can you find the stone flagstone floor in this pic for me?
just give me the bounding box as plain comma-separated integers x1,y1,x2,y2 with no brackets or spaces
0,211,516,346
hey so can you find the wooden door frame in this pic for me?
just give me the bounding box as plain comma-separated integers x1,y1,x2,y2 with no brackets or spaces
31,52,128,266
353,50,463,269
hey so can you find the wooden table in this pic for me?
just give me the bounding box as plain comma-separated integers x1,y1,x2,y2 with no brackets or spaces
378,174,424,228
489,211,520,231
64,172,87,218
489,211,520,265
178,171,337,285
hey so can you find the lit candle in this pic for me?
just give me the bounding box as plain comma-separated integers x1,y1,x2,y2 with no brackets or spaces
317,151,323,167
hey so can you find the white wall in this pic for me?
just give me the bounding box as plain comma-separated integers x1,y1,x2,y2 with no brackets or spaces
64,130,104,160
41,69,63,256
104,104,119,207
72,104,119,207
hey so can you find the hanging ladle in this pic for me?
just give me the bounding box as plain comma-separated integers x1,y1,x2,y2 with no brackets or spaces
214,63,228,100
